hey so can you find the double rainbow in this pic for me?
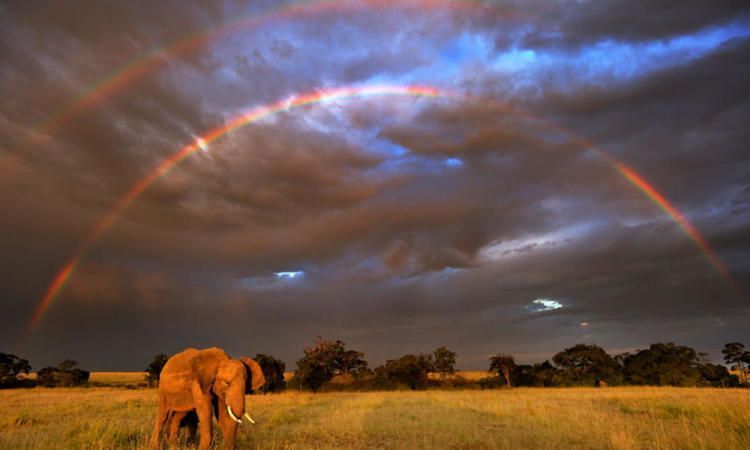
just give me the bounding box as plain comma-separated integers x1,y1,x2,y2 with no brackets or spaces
24,84,740,342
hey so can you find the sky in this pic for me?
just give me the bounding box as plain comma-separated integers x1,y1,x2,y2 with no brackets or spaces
1,0,749,371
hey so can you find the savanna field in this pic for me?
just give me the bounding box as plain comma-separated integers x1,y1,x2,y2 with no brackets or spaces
1,373,749,449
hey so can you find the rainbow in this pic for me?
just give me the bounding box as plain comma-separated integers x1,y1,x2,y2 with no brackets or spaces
0,0,523,182
24,84,739,341
24,84,445,338
615,163,734,283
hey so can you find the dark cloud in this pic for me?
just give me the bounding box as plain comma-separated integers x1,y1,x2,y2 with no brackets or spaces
0,1,748,370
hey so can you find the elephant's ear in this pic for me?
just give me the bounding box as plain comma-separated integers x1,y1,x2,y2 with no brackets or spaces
240,357,266,392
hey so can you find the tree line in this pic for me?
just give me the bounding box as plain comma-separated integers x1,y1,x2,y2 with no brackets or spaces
286,339,749,391
2,340,748,390
0,355,89,388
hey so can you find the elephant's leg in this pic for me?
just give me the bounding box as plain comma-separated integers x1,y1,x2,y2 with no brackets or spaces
166,411,187,446
216,398,240,450
149,392,170,449
194,394,214,450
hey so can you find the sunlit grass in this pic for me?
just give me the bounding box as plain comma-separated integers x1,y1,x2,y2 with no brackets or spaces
1,377,748,449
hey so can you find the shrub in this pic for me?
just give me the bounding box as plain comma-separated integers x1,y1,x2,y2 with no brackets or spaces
37,360,89,387
254,353,287,393
295,337,368,392
145,353,169,387
0,353,31,387
376,353,434,390
622,343,702,386
553,344,623,386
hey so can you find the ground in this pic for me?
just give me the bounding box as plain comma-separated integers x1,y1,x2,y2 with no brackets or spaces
1,373,749,449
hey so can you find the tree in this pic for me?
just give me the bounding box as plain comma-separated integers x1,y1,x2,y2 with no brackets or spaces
294,337,367,392
622,343,702,386
37,360,89,387
489,354,516,387
722,342,750,384
338,350,369,377
254,353,286,393
378,353,434,390
0,352,31,387
432,346,457,380
552,344,622,386
510,364,537,387
145,353,169,387
531,361,565,387
699,363,739,387
58,359,78,371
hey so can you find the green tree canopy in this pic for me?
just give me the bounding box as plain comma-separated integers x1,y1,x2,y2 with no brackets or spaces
489,354,516,387
294,337,368,392
552,344,622,385
622,343,702,386
432,346,457,379
377,353,434,390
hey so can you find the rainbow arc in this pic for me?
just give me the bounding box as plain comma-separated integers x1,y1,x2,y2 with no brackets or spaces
23,84,741,343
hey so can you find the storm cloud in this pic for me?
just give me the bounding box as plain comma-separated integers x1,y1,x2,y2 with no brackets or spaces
0,0,748,370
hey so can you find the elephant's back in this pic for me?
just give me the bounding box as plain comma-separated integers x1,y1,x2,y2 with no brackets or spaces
160,347,230,381
161,347,200,374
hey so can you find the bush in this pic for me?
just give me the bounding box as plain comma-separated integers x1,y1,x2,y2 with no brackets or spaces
698,363,739,387
254,353,287,393
478,376,505,389
622,343,702,386
376,354,434,390
37,360,89,387
295,337,368,392
553,344,623,386
0,353,31,388
145,353,169,387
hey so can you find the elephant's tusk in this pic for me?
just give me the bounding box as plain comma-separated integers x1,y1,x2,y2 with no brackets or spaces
243,412,256,424
226,405,243,424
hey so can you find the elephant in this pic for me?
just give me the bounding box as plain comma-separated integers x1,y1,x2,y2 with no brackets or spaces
149,347,265,450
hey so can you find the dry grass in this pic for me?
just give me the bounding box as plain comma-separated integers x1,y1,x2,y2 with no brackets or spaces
429,370,491,381
285,371,491,382
1,381,748,449
19,372,147,387
89,372,148,387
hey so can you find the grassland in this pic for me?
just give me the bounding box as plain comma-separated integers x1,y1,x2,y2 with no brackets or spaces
1,373,749,449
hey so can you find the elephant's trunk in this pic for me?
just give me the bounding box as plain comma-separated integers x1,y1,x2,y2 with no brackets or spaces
226,404,243,424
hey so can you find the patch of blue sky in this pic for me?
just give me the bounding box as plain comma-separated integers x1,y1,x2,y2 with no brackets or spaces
492,48,537,72
381,33,492,86
365,151,463,180
374,139,409,157
444,157,463,167
440,32,492,64
491,21,750,86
